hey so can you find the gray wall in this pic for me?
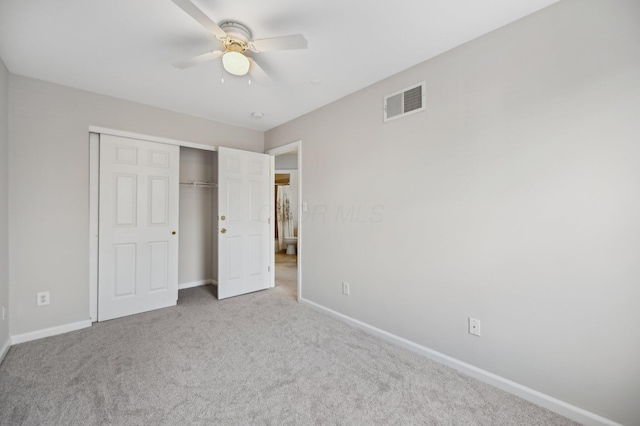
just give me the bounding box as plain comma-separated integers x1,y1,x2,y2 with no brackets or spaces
0,58,9,353
265,1,640,424
274,154,298,170
8,75,263,336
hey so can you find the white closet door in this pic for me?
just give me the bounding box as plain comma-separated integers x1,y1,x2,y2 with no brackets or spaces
98,134,180,321
218,147,270,299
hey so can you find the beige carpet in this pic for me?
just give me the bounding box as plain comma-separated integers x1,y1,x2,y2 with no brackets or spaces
0,259,578,425
275,251,297,300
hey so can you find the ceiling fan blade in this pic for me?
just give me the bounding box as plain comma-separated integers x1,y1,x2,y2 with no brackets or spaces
250,34,307,52
171,0,227,39
248,58,272,85
173,50,223,69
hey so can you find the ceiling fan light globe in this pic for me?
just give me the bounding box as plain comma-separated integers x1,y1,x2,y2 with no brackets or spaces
222,51,250,76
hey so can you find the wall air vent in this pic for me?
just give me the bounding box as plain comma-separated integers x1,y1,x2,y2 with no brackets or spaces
384,81,426,122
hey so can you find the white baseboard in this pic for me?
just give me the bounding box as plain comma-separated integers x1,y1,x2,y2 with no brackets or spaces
300,297,621,426
178,279,213,290
11,320,92,345
0,336,10,365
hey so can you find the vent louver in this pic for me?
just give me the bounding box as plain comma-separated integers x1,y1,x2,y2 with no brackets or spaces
384,81,426,122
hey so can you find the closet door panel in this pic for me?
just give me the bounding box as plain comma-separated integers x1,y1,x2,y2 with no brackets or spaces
115,174,137,226
114,243,137,297
99,134,179,321
149,241,169,291
149,176,169,225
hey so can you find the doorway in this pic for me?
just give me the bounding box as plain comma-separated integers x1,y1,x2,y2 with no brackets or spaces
267,141,302,301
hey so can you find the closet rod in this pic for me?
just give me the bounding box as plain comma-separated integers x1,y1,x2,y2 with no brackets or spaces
179,180,217,188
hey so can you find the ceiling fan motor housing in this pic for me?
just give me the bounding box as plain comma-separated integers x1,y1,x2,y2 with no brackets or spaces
220,22,252,47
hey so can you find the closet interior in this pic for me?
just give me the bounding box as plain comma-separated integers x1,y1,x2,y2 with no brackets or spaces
178,147,218,294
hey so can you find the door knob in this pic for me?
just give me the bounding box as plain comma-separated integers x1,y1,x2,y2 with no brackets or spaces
172,231,176,235
221,215,226,221
221,228,227,234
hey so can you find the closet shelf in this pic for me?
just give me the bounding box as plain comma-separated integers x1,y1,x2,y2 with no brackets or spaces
180,180,217,188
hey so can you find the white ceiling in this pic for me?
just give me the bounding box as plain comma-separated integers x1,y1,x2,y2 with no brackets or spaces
0,0,560,131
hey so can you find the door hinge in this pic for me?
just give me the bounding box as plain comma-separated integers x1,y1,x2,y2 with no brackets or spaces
268,218,270,225
268,266,271,272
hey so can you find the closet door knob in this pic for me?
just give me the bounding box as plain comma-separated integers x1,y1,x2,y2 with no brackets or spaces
172,231,177,235
221,215,226,221
221,228,227,234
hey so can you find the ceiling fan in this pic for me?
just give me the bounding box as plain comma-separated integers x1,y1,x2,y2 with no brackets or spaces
171,0,308,83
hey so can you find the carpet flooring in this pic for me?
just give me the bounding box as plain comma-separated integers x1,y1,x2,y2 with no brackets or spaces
0,255,578,425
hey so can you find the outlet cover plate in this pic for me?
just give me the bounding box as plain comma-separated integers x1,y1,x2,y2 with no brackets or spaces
342,282,350,295
469,317,481,336
37,291,50,306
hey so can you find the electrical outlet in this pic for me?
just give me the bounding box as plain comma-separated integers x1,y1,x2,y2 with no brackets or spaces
469,317,481,336
342,282,350,295
37,291,50,306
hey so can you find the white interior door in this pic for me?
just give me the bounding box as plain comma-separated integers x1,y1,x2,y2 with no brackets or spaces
98,134,180,321
218,146,271,299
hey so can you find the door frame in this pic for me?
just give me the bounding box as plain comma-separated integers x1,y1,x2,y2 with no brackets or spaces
88,126,217,322
266,141,302,302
